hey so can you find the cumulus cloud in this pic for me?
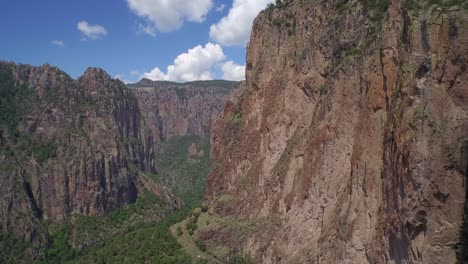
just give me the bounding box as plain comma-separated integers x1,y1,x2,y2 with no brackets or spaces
126,0,213,34
141,43,226,82
222,61,245,81
77,21,108,40
210,0,273,46
51,40,64,47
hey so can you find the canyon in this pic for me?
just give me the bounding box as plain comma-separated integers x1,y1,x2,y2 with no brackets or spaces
1,0,468,263
0,61,235,261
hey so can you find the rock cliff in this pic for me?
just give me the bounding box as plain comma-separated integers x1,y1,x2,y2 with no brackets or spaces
0,62,177,245
205,0,468,263
129,79,238,144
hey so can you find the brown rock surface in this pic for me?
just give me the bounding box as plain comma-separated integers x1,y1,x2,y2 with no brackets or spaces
206,0,468,263
129,79,238,144
0,63,178,244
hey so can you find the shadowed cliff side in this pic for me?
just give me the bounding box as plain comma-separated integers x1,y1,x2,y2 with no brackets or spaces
203,0,468,263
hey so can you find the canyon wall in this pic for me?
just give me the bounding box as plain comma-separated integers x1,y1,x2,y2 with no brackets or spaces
130,79,238,144
0,63,177,244
205,0,468,263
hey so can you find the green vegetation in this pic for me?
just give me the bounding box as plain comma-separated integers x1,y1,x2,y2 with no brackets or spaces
171,208,271,263
266,3,275,11
177,226,183,236
0,68,57,164
121,136,143,150
68,209,193,264
319,84,328,95
0,233,35,264
195,239,207,252
229,254,252,264
43,135,212,262
157,135,211,207
334,0,390,20
230,112,243,123
186,212,200,235
336,0,349,12
1,195,196,263
0,66,215,263
363,0,390,21
405,0,468,10
45,224,75,263
15,134,58,164
265,0,286,11
0,67,34,133
174,87,187,101
410,107,427,128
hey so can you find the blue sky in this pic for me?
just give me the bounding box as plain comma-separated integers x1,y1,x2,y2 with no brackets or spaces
0,0,273,82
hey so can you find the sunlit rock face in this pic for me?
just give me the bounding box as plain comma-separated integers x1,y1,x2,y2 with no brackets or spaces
205,0,468,263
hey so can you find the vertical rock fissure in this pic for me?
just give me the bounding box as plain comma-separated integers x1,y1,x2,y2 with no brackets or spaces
22,178,42,219
459,140,468,263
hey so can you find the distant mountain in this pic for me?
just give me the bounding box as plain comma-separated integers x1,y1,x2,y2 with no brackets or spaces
129,79,239,143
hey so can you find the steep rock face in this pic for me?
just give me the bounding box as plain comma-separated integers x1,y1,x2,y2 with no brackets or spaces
130,79,238,144
206,0,468,263
0,63,176,244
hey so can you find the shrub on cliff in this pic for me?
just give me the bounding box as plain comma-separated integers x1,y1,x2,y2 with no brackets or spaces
229,254,252,264
195,239,207,252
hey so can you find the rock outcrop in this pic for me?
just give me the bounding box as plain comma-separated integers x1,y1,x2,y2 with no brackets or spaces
129,79,238,144
0,63,177,245
205,0,468,263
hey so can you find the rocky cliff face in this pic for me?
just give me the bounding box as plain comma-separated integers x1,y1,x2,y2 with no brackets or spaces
0,63,177,245
129,79,238,144
205,0,468,263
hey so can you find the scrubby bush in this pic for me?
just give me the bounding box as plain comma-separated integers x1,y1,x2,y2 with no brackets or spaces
177,226,183,236
265,3,275,11
229,253,252,264
230,112,242,123
195,239,207,252
186,221,198,234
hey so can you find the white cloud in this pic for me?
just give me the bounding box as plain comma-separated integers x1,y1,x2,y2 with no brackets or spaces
126,0,213,34
115,74,134,84
77,21,108,40
51,40,64,47
210,0,273,46
130,69,140,76
222,61,245,81
141,43,226,82
216,4,226,12
137,23,156,37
